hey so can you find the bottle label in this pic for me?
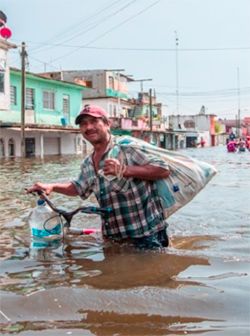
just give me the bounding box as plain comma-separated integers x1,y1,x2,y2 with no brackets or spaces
31,223,61,238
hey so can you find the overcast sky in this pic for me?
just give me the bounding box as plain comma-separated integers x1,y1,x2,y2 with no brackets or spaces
2,0,250,119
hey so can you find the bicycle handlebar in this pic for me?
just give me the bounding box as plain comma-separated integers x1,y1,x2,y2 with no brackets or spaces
27,189,112,227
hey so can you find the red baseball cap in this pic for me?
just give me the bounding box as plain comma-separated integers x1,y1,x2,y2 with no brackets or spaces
75,105,108,125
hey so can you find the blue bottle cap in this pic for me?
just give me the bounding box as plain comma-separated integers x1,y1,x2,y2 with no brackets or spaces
37,199,46,206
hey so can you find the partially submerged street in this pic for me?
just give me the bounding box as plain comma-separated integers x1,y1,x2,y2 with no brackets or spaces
0,146,249,335
1,1,250,334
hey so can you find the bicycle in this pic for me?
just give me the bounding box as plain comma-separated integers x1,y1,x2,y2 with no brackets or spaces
27,189,112,238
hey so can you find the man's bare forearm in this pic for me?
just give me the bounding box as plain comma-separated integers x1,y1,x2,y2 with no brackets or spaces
52,182,79,196
27,182,79,196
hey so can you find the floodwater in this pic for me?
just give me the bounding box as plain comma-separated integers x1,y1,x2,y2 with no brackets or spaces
0,146,250,335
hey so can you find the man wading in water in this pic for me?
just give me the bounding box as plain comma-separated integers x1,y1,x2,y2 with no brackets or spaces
27,105,170,249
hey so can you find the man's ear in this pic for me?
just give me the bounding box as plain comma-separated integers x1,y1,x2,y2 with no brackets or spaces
103,118,112,127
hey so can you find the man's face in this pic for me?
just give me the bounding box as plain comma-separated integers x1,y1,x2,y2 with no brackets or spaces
79,116,110,145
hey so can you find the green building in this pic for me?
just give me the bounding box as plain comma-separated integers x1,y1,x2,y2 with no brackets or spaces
1,68,87,157
7,68,83,125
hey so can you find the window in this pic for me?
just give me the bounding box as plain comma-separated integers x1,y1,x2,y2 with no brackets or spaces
8,138,15,157
85,80,92,88
62,94,70,118
10,85,17,105
0,71,4,93
25,138,35,157
26,88,35,109
108,76,114,89
184,120,195,129
43,90,55,109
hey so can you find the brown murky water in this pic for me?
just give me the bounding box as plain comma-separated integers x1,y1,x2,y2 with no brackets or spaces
0,146,250,335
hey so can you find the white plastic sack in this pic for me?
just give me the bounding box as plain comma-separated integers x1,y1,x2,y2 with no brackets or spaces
113,136,217,218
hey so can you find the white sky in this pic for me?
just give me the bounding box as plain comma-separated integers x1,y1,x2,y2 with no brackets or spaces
1,0,250,119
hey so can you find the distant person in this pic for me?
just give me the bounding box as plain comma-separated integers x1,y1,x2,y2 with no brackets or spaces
227,140,237,152
27,105,170,250
229,131,236,141
200,137,206,148
238,138,246,152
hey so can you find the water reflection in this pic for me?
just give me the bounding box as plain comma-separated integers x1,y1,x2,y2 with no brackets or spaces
1,237,210,295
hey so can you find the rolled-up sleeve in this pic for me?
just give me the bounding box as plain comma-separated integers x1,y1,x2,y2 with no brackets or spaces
71,160,95,199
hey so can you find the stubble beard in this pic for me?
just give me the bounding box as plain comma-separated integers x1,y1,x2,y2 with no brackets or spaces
84,131,109,146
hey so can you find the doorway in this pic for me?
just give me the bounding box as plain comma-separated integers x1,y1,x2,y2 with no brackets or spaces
25,138,35,157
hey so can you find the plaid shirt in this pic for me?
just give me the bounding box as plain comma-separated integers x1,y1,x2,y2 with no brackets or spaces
72,137,169,240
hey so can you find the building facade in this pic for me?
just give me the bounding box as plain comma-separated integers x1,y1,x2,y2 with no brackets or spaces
0,65,86,157
39,69,134,118
38,69,177,148
169,112,216,147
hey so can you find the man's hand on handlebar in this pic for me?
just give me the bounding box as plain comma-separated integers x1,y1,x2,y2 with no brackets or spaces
25,187,113,228
26,182,54,195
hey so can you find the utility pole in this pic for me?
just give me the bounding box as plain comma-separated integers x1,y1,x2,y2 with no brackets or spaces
149,88,153,132
175,31,179,115
117,71,121,116
20,42,27,157
237,67,241,137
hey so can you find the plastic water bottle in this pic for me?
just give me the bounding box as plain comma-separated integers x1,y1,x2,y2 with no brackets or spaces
28,199,62,241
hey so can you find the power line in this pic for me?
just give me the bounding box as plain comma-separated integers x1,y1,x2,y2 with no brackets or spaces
130,87,250,95
155,88,250,97
30,0,126,53
32,0,139,55
28,56,60,71
55,0,138,46
48,0,163,64
83,46,250,52
22,42,250,52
